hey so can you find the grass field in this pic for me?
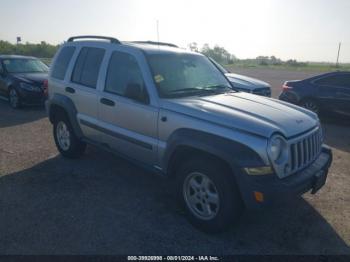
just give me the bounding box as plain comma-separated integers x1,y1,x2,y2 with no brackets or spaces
226,61,350,72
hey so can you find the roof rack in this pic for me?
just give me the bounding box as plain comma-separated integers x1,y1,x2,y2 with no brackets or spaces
67,35,121,44
131,41,178,48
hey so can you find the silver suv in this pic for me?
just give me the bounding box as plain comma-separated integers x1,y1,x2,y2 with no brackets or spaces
46,36,332,233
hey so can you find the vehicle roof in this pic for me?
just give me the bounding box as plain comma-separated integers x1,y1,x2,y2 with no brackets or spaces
305,70,350,81
64,39,201,56
0,55,37,60
123,42,197,55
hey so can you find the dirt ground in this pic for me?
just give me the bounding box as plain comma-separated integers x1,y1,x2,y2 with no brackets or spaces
0,68,349,255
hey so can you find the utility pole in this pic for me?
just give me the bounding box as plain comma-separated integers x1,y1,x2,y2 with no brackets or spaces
336,42,341,67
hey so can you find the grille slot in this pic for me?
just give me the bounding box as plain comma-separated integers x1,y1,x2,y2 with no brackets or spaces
288,128,322,174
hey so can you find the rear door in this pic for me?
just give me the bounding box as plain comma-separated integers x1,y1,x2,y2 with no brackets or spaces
97,48,159,165
333,73,350,115
314,74,342,112
65,46,106,141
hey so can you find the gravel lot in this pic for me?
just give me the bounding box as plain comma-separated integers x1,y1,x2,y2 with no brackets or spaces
0,68,349,255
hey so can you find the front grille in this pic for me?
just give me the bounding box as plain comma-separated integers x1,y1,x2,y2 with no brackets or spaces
288,127,323,174
253,88,271,97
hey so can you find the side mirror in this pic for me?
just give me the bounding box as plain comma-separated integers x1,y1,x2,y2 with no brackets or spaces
125,83,149,104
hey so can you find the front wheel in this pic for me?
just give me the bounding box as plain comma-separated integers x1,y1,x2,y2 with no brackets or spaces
8,87,21,109
53,113,86,158
175,157,243,233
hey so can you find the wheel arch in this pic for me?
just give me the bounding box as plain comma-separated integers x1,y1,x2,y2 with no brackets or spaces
164,128,266,180
47,94,83,138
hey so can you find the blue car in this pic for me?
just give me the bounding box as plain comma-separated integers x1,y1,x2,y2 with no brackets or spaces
279,71,350,116
209,58,271,97
0,55,49,108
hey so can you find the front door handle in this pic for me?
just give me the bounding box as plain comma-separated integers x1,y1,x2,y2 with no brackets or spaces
65,87,75,94
100,98,115,106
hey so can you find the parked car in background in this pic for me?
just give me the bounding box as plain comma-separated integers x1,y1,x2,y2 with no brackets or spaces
46,36,332,233
279,71,350,116
209,58,271,97
0,55,49,108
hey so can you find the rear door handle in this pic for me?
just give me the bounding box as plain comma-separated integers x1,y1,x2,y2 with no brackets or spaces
65,87,75,94
100,98,115,106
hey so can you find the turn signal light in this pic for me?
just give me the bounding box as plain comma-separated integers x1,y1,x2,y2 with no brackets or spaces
254,191,264,203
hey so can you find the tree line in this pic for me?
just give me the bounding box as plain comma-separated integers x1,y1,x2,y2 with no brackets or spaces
188,42,307,66
0,40,59,58
0,39,307,67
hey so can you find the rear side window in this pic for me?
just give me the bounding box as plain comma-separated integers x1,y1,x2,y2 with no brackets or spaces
315,74,350,87
51,46,76,80
105,51,144,96
71,47,105,88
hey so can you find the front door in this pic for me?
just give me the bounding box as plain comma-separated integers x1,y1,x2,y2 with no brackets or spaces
98,49,159,165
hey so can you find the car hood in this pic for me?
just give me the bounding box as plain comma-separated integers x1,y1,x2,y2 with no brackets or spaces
225,73,270,90
161,92,318,138
12,72,48,85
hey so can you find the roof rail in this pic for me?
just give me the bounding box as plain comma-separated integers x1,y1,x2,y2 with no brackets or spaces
67,35,121,44
131,41,178,48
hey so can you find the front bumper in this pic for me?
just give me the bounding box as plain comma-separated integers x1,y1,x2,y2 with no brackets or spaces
237,145,332,209
17,88,46,105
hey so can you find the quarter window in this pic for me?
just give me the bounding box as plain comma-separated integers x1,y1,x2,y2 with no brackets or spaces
71,47,105,88
51,46,76,80
105,51,145,97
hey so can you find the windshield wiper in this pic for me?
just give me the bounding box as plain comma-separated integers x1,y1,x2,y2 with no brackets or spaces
203,84,232,90
166,85,233,98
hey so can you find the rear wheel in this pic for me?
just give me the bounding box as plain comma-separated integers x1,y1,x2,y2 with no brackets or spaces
8,87,21,109
300,99,319,114
53,113,86,158
175,156,243,233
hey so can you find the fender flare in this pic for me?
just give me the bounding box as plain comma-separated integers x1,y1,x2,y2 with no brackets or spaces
163,128,266,176
46,94,83,138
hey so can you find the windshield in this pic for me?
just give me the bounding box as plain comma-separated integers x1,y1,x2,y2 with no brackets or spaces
3,58,49,73
147,53,233,98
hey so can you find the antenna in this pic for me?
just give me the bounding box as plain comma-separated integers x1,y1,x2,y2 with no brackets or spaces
156,20,160,47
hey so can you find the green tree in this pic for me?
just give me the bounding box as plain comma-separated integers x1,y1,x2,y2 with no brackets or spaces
200,43,236,64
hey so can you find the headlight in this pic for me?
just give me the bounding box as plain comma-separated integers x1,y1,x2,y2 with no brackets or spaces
267,134,287,163
20,82,42,92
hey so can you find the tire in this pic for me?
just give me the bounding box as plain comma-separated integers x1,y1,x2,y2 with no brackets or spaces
8,87,21,109
175,156,243,233
300,99,319,114
53,112,86,158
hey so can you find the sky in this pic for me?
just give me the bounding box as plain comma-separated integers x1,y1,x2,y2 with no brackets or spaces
0,0,349,62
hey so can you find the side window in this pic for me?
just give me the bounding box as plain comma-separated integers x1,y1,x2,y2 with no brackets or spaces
71,47,105,88
316,74,350,87
105,51,145,98
337,74,350,88
51,46,76,80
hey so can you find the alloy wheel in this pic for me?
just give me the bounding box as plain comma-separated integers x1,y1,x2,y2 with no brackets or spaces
9,89,19,108
56,121,71,151
183,172,220,220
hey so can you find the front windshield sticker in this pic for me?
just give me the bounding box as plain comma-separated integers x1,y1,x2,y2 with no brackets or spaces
3,60,10,65
154,74,164,83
